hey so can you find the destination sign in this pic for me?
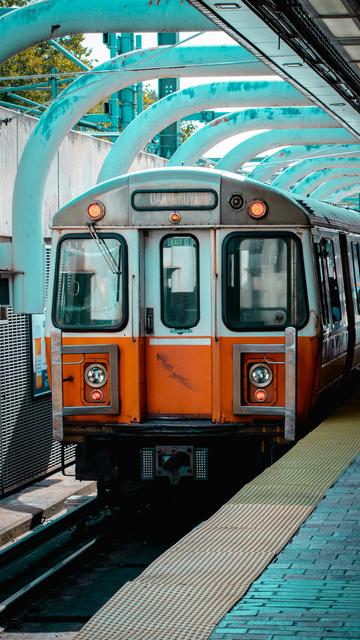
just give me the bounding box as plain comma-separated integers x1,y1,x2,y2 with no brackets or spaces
132,190,217,211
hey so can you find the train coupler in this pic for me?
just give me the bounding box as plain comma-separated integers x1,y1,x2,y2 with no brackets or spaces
140,446,208,484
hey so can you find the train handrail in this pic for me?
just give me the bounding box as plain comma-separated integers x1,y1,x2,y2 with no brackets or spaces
50,327,64,441
284,326,297,441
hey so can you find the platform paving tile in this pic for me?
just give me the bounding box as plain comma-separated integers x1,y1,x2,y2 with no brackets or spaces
210,455,360,640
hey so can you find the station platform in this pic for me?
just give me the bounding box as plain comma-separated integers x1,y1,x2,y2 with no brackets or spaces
0,469,96,547
74,390,360,640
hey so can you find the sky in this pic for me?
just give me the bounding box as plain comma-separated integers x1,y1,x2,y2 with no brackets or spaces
83,31,277,159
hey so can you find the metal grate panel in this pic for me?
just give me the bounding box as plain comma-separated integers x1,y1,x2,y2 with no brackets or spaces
0,247,74,495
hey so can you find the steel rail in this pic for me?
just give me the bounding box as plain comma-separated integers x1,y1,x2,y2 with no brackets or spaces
0,496,104,622
0,495,97,569
0,538,98,618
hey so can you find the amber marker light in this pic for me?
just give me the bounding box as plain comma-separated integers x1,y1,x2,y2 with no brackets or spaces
87,200,106,221
248,199,267,219
169,211,181,224
255,388,267,402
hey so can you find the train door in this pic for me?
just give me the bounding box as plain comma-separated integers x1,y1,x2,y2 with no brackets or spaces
345,235,360,368
144,229,212,418
313,231,348,388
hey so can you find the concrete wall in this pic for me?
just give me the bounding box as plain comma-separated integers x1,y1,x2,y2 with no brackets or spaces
0,106,167,239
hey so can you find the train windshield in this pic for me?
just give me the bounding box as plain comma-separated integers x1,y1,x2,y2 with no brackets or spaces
224,234,307,330
53,234,127,330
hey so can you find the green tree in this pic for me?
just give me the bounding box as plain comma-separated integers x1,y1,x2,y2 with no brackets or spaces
180,120,198,143
0,0,93,107
142,83,158,109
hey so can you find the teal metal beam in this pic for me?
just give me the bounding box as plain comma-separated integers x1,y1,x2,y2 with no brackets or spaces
167,106,337,169
48,39,90,71
312,176,360,201
0,100,44,117
0,0,215,63
332,184,360,204
12,45,264,313
99,82,313,180
293,167,359,196
280,157,360,193
251,136,358,182
1,82,51,92
7,93,47,110
217,132,357,174
272,156,360,190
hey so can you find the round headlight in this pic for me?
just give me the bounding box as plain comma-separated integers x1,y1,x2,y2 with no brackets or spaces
249,363,273,388
85,363,108,388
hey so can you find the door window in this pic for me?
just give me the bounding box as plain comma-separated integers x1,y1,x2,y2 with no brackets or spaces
315,242,330,325
351,242,360,315
161,235,199,329
323,239,342,324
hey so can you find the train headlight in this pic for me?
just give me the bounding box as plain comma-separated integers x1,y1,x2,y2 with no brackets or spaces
249,363,273,388
85,363,108,388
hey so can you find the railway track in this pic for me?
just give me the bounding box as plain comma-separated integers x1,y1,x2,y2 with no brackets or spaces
0,466,259,639
0,494,106,625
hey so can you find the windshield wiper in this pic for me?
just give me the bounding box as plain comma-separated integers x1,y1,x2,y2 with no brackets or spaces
87,222,121,275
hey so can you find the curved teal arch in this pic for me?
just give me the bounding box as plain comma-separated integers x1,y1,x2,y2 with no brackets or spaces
12,47,261,313
312,176,360,201
217,134,357,175
272,156,360,190
0,0,214,63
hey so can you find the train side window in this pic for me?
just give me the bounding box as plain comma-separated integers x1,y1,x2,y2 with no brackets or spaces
161,235,199,329
323,239,342,324
315,242,330,325
223,233,308,330
351,242,360,314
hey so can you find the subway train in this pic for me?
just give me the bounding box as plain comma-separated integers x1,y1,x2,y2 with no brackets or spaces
45,167,360,487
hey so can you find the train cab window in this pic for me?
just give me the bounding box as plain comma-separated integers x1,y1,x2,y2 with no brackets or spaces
53,234,127,330
223,234,307,330
323,239,342,324
161,236,199,329
351,242,360,314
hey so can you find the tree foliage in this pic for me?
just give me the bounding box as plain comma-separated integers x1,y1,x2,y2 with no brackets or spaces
0,3,196,140
0,0,93,106
180,120,198,143
142,83,157,109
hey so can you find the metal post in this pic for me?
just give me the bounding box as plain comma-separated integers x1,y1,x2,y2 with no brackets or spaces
135,35,143,116
49,66,58,100
157,32,179,158
104,33,121,130
119,33,135,128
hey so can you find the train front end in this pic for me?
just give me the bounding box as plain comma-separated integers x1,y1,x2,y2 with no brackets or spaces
46,167,316,487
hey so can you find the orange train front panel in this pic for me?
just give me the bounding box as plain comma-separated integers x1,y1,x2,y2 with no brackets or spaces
47,332,321,430
217,335,321,423
46,336,145,424
145,340,212,416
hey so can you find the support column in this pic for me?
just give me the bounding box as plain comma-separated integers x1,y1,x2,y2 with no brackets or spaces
119,33,136,129
157,33,179,158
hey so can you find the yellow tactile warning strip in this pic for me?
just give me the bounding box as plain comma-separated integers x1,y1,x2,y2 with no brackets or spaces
76,392,360,640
